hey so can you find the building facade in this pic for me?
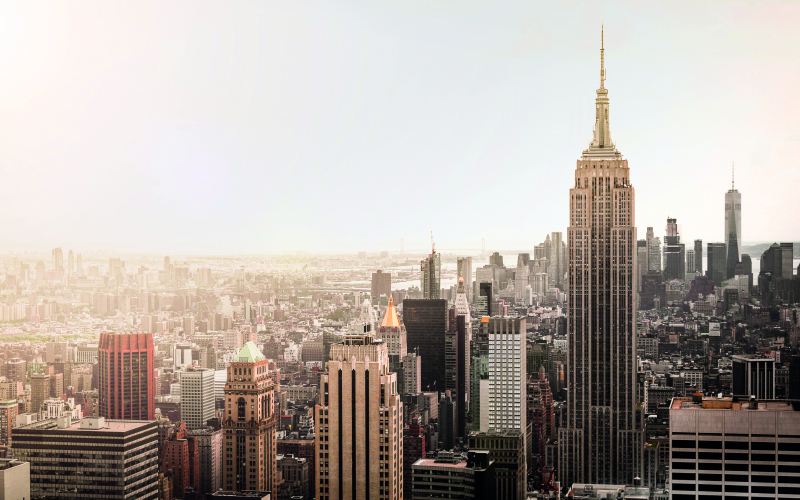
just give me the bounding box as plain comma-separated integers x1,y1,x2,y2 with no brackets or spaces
98,332,155,420
180,367,216,430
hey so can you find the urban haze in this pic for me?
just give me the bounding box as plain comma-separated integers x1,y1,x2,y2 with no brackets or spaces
1,2,799,500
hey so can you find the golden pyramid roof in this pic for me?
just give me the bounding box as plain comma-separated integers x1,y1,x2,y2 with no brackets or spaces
381,296,402,328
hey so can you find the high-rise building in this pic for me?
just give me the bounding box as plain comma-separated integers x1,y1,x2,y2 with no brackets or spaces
180,367,215,430
560,31,644,488
51,248,63,270
487,317,526,434
404,299,448,392
371,269,392,301
222,342,278,493
67,249,74,277
0,399,18,446
379,295,407,393
646,227,661,272
694,239,703,275
732,354,775,399
469,430,526,500
669,395,800,499
315,331,403,500
707,242,727,286
686,249,695,277
663,218,686,281
457,257,473,301
725,165,742,265
445,309,467,440
637,240,648,292
548,232,564,288
30,373,51,416
76,253,83,277
410,450,496,500
98,332,155,420
13,416,159,500
189,425,223,495
420,243,441,300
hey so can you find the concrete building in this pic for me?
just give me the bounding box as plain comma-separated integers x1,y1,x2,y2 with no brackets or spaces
371,269,392,301
560,32,644,489
669,395,800,499
663,218,686,281
189,425,223,495
180,367,215,430
410,450,495,500
469,430,525,500
487,317,526,433
0,459,30,500
315,332,403,500
647,227,661,273
694,239,703,275
12,416,158,499
277,453,310,500
222,342,278,493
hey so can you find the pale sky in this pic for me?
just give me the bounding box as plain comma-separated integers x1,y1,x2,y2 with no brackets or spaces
1,1,798,254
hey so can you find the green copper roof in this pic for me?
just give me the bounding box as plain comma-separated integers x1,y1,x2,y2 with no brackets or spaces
235,341,266,363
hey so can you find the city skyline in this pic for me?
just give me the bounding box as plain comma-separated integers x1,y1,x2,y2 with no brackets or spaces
2,2,800,254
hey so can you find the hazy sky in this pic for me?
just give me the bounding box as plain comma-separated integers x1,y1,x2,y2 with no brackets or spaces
2,1,799,254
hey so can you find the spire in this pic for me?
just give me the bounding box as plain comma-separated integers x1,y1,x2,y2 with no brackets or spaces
732,161,735,190
381,296,401,328
600,24,605,89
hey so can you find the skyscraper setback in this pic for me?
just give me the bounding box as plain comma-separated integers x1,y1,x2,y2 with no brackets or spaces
559,31,643,487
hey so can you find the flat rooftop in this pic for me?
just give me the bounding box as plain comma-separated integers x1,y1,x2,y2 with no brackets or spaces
671,397,799,412
413,458,467,468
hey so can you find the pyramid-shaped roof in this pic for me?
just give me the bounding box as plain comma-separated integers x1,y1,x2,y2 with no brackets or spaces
381,296,402,328
235,341,266,363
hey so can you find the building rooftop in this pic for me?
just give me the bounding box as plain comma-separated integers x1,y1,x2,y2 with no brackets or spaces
671,396,799,411
0,459,27,471
380,296,401,328
16,417,153,433
234,341,266,363
413,458,467,469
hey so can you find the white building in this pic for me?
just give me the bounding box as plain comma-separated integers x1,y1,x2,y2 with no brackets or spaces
488,317,526,433
0,459,30,500
179,367,215,429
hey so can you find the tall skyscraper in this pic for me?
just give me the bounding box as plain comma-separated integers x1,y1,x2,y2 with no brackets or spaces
646,227,661,272
560,31,643,488
693,239,703,275
636,240,648,292
663,217,686,281
98,332,155,420
67,250,74,277
548,232,564,288
487,317,526,434
686,249,695,276
420,241,441,300
222,342,278,493
76,253,83,277
315,330,403,500
404,299,448,392
180,367,215,430
725,163,742,264
707,242,727,286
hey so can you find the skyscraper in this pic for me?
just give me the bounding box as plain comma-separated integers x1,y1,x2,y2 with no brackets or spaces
180,366,215,430
707,242,727,286
646,227,661,272
725,163,742,264
662,217,685,281
636,240,648,292
315,331,403,500
51,248,63,270
76,253,83,277
693,239,703,275
98,332,155,420
457,256,473,301
487,317,526,434
559,30,643,487
222,342,278,493
404,299,448,392
420,241,441,300
686,249,695,276
371,269,392,301
67,250,74,277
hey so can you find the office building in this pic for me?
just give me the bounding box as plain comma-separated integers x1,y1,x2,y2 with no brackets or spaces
0,400,18,447
404,299,448,392
30,373,50,416
686,249,695,278
76,253,83,277
0,459,30,500
487,317,526,433
548,232,564,288
732,354,775,399
560,32,644,488
725,167,742,265
637,240,648,292
410,450,496,500
420,243,441,300
371,269,392,301
13,416,158,499
315,331,403,500
180,367,215,430
439,390,457,450
98,332,155,420
469,430,525,500
222,342,278,493
51,248,63,270
669,395,800,499
403,351,421,396
707,242,727,286
647,227,661,272
189,425,223,495
457,256,473,301
476,280,492,317
67,249,74,278
694,239,703,275
663,218,686,281
444,309,467,440
378,296,407,370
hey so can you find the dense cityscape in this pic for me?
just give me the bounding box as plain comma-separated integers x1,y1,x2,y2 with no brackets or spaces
2,4,800,500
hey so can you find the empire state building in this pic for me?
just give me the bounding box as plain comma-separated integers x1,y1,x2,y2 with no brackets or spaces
558,30,644,488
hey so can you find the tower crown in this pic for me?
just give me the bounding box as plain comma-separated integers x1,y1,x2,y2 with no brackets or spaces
583,27,622,160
